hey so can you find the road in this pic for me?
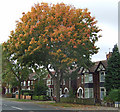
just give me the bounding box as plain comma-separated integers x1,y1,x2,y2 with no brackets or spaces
1,98,119,112
2,98,75,112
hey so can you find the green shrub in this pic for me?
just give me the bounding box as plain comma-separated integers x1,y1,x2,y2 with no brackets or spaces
60,98,74,103
32,96,39,100
34,81,48,96
33,95,49,101
21,90,33,96
24,93,30,96
39,95,44,101
104,89,120,102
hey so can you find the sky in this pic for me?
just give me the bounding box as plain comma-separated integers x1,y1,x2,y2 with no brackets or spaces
0,0,119,61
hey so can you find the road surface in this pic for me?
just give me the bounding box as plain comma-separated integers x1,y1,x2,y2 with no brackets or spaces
1,98,119,112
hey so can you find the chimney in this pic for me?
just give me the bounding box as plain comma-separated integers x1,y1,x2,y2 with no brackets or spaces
106,52,112,60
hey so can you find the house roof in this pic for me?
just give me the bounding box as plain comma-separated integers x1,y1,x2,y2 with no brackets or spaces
28,72,37,80
89,60,107,72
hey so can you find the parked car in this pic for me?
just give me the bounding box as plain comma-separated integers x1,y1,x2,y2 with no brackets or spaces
60,94,69,98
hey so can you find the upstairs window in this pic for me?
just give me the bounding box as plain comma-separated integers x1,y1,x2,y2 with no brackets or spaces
31,81,33,85
89,74,93,83
85,74,93,83
47,79,51,85
28,81,30,86
23,81,26,86
81,75,84,84
100,71,105,82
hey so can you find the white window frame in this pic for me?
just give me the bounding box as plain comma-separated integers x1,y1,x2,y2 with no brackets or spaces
100,87,106,100
64,87,69,94
23,81,26,86
81,75,84,84
28,81,30,86
100,71,105,82
77,87,83,98
21,82,23,86
89,74,93,83
85,74,89,83
85,74,93,83
47,79,51,85
84,88,94,98
31,81,33,85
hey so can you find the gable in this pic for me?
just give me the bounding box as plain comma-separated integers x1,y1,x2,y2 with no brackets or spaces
96,63,105,71
82,68,89,73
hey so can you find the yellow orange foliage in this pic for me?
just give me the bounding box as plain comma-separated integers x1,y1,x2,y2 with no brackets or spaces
3,2,101,71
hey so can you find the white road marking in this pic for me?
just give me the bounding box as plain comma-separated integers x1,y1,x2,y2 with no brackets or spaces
11,106,23,110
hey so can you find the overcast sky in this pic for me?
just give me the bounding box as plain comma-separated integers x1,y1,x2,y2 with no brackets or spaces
0,0,119,61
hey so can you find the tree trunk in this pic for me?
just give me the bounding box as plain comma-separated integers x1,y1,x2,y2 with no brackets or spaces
55,75,60,103
18,83,21,99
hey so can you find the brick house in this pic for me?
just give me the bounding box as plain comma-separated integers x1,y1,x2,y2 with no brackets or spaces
21,72,37,91
46,53,111,102
76,60,107,102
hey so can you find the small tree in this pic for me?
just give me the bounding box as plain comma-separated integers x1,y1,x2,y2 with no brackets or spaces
105,45,120,94
34,80,48,96
104,89,120,103
69,88,76,98
2,45,32,99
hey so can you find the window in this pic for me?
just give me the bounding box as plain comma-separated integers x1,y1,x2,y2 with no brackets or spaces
51,79,53,85
85,74,93,83
85,88,89,98
23,81,26,86
85,74,89,83
77,87,83,98
89,88,93,98
47,88,53,97
81,75,84,84
51,88,53,97
47,79,51,85
31,81,33,85
89,74,93,83
60,88,62,96
28,81,30,86
85,88,93,98
63,79,65,85
100,71,105,82
21,82,23,86
100,87,106,100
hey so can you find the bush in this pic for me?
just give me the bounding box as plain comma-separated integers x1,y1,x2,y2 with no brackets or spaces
39,95,44,100
24,93,30,96
60,97,74,103
69,88,75,98
104,89,120,102
32,95,50,101
33,96,39,100
34,81,48,96
21,90,33,96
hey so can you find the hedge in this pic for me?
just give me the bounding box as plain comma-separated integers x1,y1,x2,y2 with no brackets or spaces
60,98,95,105
32,95,51,101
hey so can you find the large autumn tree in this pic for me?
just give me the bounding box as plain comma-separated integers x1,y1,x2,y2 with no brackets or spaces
3,3,101,102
